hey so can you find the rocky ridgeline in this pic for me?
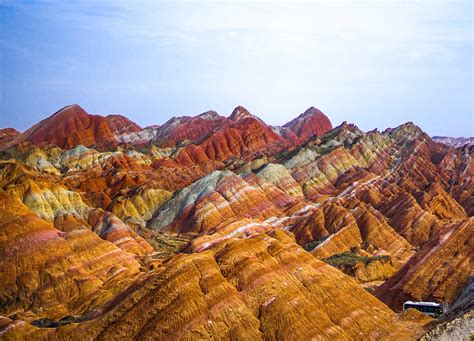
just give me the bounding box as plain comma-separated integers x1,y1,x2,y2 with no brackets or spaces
433,136,474,148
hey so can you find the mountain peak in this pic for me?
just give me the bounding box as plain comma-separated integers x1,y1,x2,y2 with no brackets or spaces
283,107,332,142
198,110,221,121
301,106,325,117
229,106,252,121
2,104,142,150
0,127,21,146
385,122,423,140
50,104,89,119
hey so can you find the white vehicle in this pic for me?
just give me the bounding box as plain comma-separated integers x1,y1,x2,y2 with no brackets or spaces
402,301,444,317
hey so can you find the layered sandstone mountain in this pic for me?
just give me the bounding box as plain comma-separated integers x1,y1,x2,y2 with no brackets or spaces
0,128,20,145
281,106,333,143
1,105,142,150
175,107,293,165
1,105,334,155
0,191,144,321
374,218,473,310
0,160,153,256
1,104,472,340
1,231,420,340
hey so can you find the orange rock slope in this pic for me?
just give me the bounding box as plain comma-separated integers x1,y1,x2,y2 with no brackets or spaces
2,230,419,340
0,191,143,321
0,104,472,340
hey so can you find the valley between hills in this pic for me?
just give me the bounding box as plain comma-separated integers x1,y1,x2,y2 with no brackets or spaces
0,104,472,340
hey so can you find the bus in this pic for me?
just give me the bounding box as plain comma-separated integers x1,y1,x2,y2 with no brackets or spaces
402,301,444,317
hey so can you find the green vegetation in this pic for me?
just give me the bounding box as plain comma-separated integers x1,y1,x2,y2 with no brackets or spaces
303,236,329,252
32,315,84,328
322,251,390,268
147,232,192,259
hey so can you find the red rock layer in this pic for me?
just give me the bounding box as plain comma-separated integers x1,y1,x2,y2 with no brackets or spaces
0,127,20,146
176,111,292,165
172,106,332,165
282,106,333,142
153,110,230,147
3,105,142,150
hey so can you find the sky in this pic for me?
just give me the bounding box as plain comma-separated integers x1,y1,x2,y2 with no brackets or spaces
0,0,472,136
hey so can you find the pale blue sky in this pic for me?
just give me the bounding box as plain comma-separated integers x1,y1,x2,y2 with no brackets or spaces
0,0,472,136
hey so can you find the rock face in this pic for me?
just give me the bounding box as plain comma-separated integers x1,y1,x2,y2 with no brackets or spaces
1,103,472,340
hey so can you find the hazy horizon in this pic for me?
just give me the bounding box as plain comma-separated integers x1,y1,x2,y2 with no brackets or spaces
1,0,473,137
